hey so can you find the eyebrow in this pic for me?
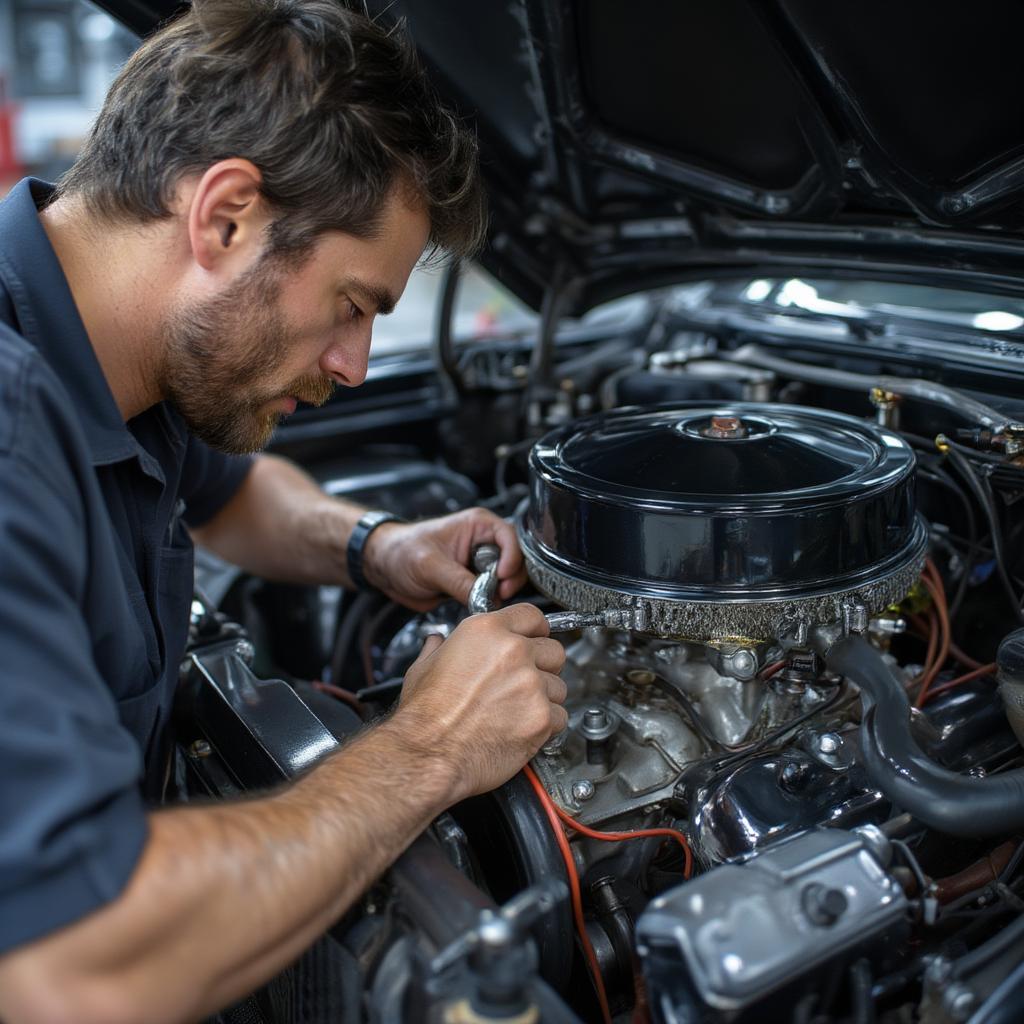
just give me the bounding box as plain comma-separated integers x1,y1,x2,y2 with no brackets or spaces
344,277,397,317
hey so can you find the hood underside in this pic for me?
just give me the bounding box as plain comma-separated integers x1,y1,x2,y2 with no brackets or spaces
369,0,1024,310
104,0,1024,310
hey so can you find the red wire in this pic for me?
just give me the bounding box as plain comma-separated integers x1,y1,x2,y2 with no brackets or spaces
759,660,787,681
522,764,614,1024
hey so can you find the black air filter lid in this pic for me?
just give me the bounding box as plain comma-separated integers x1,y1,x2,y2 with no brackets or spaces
522,403,921,601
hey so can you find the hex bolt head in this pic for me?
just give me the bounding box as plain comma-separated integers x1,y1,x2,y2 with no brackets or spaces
572,780,595,802
583,707,609,731
730,650,757,678
779,761,808,793
818,733,841,755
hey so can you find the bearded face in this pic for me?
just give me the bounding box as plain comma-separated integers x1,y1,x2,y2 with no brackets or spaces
163,259,336,454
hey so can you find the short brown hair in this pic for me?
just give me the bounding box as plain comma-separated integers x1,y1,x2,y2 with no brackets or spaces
57,0,486,262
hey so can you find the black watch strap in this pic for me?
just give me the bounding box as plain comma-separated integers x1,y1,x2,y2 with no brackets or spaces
346,511,406,591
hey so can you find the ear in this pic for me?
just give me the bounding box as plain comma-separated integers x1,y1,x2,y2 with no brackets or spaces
186,159,270,275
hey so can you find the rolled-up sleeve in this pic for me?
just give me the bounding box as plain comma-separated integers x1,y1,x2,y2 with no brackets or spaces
0,438,147,953
179,437,253,528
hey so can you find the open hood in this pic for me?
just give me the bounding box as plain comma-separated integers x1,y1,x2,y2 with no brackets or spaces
368,0,1024,311
103,0,1024,311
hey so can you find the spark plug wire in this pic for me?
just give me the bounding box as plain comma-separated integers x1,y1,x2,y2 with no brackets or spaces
522,764,695,1023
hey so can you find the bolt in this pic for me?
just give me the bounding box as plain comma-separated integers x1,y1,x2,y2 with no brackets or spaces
871,617,907,636
189,739,211,759
572,779,595,803
818,733,840,755
943,984,977,1021
583,707,609,731
729,649,757,678
233,639,255,663
802,883,848,926
478,915,514,950
779,761,808,793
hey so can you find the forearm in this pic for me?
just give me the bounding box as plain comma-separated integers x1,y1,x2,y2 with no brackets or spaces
192,454,527,610
191,454,366,586
0,718,453,1024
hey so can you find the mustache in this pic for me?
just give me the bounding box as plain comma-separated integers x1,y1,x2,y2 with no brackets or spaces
286,374,336,407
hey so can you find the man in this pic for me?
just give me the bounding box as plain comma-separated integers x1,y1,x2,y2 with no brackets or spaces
0,1,568,1021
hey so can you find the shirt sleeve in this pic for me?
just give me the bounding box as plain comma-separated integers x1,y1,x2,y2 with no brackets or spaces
0,356,148,954
179,437,254,528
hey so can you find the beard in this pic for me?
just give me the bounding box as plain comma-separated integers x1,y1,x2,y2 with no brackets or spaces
163,260,335,454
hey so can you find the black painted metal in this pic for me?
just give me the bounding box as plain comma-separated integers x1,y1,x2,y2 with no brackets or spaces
183,643,339,790
522,403,921,600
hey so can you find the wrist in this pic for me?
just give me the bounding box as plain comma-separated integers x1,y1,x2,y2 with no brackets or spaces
346,511,405,590
360,520,404,592
375,712,460,809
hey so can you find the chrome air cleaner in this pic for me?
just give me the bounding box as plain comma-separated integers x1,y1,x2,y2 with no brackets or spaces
517,403,926,644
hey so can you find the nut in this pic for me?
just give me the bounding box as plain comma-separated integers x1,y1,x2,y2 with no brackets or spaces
703,415,748,439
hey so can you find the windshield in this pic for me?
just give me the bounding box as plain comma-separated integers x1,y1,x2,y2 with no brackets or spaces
733,277,1024,335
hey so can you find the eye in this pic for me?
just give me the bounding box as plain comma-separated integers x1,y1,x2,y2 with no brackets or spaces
339,297,365,324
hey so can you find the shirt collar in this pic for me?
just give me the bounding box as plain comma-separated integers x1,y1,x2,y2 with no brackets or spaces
0,178,139,465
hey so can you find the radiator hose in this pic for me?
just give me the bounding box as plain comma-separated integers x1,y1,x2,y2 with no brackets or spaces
826,635,1024,838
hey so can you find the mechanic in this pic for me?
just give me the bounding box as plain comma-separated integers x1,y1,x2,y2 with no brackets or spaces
0,2,569,1022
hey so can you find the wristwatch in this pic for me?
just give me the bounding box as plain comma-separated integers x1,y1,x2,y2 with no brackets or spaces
346,510,406,591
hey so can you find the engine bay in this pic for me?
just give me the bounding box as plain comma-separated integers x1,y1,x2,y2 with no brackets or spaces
183,304,1024,1024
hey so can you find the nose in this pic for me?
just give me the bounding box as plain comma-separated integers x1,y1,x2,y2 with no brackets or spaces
319,334,370,388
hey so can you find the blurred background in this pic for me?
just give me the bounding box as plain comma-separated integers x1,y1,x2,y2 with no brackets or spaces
0,0,135,195
0,0,641,353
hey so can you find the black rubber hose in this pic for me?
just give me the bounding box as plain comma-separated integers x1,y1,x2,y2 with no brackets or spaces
433,260,465,398
826,636,1024,838
945,444,1024,624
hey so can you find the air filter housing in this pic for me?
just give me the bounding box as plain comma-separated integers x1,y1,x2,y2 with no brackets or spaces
517,403,926,643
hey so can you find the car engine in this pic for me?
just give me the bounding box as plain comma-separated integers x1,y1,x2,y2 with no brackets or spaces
182,327,1024,1024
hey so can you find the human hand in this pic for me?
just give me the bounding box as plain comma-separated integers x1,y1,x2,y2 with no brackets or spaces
390,603,567,802
361,507,527,612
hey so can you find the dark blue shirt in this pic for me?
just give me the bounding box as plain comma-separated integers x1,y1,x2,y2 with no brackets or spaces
0,179,253,953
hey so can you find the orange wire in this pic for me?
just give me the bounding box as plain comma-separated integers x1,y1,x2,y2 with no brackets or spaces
913,607,939,690
546,797,693,880
907,613,981,673
921,662,998,703
311,680,365,716
916,561,952,708
522,765,613,1024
